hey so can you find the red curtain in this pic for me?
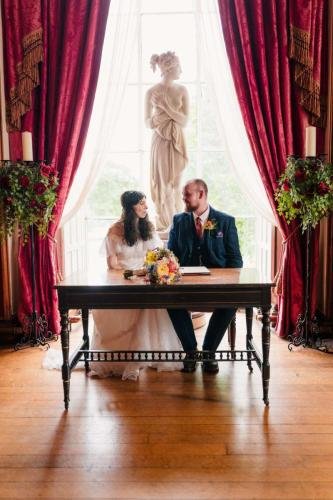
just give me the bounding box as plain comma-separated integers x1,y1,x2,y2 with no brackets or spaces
2,0,110,334
289,0,327,126
1,0,43,131
217,0,327,337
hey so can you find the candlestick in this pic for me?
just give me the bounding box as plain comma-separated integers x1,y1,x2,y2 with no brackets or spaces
305,126,316,157
22,131,33,161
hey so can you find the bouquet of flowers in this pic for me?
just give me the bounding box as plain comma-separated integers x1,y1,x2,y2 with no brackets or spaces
0,161,58,242
144,247,181,285
275,156,333,231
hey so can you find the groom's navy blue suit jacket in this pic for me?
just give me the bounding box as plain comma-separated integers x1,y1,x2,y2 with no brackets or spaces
168,206,243,268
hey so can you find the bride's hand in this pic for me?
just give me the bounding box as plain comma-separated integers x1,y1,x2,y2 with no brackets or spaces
123,268,147,280
135,268,147,276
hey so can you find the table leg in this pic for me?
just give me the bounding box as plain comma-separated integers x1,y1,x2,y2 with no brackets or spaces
246,307,253,372
82,308,90,373
60,309,70,410
261,306,271,406
228,314,236,360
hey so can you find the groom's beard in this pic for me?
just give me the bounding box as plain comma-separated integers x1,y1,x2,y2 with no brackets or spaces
184,203,199,213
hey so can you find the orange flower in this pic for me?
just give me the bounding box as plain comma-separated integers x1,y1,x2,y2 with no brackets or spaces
203,219,217,232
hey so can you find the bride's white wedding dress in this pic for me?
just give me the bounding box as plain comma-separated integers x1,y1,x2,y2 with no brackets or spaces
90,228,182,380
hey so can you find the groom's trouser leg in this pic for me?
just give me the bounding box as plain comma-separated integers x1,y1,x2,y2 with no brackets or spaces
202,308,237,352
167,309,197,351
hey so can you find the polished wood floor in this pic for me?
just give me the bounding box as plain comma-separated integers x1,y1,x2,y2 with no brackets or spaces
1,313,333,499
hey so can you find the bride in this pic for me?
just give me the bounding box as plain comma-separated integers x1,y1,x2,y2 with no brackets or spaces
90,190,182,380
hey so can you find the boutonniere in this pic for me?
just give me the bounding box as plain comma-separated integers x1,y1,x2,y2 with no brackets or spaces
203,219,217,235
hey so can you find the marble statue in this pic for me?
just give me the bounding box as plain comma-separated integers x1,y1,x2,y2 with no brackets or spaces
145,51,189,231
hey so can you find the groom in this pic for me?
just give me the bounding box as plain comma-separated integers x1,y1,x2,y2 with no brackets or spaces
167,179,243,373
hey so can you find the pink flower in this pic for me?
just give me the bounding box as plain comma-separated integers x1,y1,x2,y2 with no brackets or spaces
40,165,51,178
34,182,46,195
29,199,38,208
19,175,30,188
282,181,290,191
294,169,306,183
317,182,330,195
168,261,178,273
4,196,12,205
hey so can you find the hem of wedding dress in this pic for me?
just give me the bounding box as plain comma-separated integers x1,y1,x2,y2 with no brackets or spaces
88,362,182,381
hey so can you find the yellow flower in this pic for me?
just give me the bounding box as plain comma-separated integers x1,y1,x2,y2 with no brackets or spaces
145,250,157,265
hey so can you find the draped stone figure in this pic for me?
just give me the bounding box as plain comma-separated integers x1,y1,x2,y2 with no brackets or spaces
145,51,189,231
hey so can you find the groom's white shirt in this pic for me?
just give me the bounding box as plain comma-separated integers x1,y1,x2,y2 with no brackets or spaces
192,205,210,225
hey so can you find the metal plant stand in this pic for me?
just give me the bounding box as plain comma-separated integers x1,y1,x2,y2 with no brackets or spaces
288,225,328,352
14,224,56,350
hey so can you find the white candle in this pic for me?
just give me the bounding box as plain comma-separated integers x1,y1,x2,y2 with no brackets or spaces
305,126,316,157
22,131,33,161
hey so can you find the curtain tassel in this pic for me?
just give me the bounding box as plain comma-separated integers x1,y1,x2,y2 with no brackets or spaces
6,28,43,131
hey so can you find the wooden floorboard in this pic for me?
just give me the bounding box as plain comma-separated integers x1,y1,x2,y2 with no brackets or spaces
1,312,333,499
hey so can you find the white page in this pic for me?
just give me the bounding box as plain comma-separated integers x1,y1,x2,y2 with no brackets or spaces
180,266,211,275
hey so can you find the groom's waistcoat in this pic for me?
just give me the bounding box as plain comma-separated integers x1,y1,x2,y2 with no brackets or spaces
167,207,243,268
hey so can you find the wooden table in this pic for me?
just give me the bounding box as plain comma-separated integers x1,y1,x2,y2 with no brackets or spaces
55,268,273,409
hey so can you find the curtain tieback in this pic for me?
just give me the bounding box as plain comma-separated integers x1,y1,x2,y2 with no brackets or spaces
47,233,57,244
274,223,301,296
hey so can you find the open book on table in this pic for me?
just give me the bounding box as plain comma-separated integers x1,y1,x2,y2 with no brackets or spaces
179,266,210,275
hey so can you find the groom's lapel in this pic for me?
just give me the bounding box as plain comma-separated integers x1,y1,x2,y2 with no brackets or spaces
183,213,194,249
204,206,214,251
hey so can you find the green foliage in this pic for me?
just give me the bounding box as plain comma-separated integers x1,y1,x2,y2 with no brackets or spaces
86,167,138,218
275,157,333,231
235,216,256,267
0,161,58,243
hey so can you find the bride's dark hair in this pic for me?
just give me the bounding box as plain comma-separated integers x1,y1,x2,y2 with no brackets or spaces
120,191,154,246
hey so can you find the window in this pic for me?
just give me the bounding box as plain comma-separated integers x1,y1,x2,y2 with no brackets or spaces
65,0,272,279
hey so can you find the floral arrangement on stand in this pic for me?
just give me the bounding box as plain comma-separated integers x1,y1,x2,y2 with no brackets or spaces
0,161,58,243
144,248,181,284
275,156,333,231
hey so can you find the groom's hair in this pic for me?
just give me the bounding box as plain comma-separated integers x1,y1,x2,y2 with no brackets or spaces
121,190,153,246
187,178,208,196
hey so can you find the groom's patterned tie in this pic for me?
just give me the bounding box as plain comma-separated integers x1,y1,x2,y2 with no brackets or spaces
195,216,203,239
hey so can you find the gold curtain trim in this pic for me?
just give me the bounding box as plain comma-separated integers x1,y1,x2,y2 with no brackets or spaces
289,24,325,126
6,28,43,131
289,25,312,66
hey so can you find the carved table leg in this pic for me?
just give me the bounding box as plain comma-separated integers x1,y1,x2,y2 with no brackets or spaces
246,307,253,372
261,306,271,406
60,309,70,410
81,308,90,373
228,314,236,360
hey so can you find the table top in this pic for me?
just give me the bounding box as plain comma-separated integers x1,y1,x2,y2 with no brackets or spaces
55,268,273,290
